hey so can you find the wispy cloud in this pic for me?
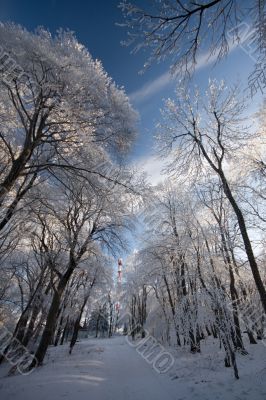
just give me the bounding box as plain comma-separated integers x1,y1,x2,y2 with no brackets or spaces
129,71,171,104
129,43,238,104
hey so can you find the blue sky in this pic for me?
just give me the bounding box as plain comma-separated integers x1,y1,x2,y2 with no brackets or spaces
0,0,258,183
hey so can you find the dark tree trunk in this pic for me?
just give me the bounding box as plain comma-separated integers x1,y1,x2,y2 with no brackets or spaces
54,321,63,347
69,319,81,354
206,325,212,336
219,171,266,313
69,296,88,354
108,300,113,338
246,329,257,344
32,265,75,367
219,227,245,352
95,315,100,338
33,290,61,366
0,145,34,205
211,325,218,338
60,318,69,345
163,274,181,346
190,328,201,353
22,305,40,347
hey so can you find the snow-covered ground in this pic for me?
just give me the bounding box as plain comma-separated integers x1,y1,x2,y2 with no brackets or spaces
0,335,265,400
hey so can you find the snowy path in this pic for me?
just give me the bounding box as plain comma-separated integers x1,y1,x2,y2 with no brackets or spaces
0,335,266,400
0,336,176,400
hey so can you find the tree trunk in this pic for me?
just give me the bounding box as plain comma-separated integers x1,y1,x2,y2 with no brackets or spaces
219,171,266,313
22,305,40,347
0,147,33,205
32,265,75,366
69,296,89,354
60,318,69,345
54,315,64,347
69,319,81,354
219,227,245,351
246,329,257,344
33,290,61,366
163,274,181,346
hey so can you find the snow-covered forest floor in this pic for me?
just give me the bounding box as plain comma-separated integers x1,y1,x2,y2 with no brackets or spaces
0,336,265,400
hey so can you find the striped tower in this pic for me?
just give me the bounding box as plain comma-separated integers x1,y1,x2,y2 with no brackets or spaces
115,258,123,314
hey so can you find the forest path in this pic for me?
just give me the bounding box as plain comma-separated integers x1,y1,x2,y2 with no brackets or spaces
1,335,265,400
0,336,177,400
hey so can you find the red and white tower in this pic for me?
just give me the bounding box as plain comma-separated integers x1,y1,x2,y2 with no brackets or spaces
115,259,123,314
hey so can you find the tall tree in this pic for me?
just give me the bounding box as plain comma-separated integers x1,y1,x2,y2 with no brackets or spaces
156,81,266,312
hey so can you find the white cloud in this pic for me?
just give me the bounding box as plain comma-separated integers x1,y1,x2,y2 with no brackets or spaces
129,43,238,105
129,71,171,104
134,154,166,185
